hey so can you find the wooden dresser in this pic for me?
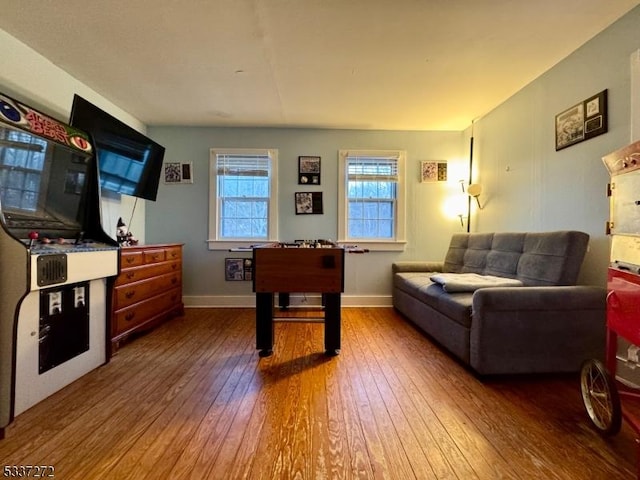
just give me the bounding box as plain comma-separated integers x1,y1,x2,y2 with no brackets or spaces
111,243,184,349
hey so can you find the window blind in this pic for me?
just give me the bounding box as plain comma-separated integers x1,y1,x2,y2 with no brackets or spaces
216,153,270,177
346,155,398,182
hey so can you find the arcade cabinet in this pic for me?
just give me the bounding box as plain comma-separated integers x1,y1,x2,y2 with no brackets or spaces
0,93,119,437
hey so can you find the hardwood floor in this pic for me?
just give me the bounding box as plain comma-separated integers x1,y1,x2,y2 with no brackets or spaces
0,307,636,479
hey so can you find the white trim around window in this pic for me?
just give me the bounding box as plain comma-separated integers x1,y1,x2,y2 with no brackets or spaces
207,148,279,250
338,149,406,251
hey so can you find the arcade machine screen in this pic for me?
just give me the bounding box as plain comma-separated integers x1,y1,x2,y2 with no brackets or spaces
0,122,91,241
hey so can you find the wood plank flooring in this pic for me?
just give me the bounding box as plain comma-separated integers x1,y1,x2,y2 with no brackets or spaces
0,307,636,479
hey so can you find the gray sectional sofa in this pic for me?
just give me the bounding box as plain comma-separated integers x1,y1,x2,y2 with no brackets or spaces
392,231,606,375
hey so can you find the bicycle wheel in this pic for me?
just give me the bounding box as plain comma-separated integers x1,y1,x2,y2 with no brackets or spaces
580,359,622,435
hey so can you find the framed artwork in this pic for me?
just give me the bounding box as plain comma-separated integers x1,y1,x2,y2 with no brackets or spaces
298,156,321,184
555,89,608,151
420,161,448,183
225,258,252,281
584,90,608,139
295,192,323,214
163,162,194,184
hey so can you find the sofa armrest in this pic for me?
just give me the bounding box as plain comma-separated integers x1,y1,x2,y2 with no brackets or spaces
472,285,606,312
392,261,444,274
469,286,607,374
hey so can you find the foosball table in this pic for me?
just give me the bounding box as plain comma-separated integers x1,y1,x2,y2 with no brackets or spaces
252,242,345,357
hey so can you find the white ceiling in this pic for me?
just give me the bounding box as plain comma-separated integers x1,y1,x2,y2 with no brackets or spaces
1,0,638,131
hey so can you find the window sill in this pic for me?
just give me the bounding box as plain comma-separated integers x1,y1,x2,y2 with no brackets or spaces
207,239,276,251
337,240,406,252
208,239,406,252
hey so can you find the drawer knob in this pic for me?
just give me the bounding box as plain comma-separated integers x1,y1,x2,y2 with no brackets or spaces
171,277,178,284
126,257,135,264
125,312,135,322
126,272,135,280
125,291,136,299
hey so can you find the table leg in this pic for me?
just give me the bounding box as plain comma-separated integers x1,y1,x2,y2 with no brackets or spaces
278,292,290,310
324,293,341,356
256,292,274,357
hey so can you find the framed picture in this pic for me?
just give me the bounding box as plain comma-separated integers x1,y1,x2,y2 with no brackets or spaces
555,89,608,151
420,161,448,183
584,90,608,139
298,156,321,185
225,258,252,281
295,192,323,214
555,102,584,150
164,162,194,184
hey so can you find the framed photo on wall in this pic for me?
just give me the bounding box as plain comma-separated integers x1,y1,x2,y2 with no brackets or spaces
164,162,194,184
583,90,608,140
298,156,321,185
420,161,448,182
295,192,323,214
555,101,585,150
555,89,608,151
225,258,252,281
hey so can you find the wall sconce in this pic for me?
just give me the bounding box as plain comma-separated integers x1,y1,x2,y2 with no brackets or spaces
467,183,484,209
459,181,484,209
443,195,468,228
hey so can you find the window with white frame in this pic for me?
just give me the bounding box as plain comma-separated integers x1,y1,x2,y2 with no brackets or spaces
208,148,278,249
338,150,406,250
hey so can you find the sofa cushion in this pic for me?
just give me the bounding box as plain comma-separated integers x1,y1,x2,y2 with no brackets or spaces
461,234,494,273
517,231,589,285
484,233,525,278
444,233,495,273
442,230,589,286
393,272,473,327
430,273,524,292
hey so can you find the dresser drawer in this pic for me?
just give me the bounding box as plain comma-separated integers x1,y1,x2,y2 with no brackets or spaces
121,250,144,268
165,246,182,261
143,248,166,264
114,271,182,309
115,260,181,286
114,286,182,334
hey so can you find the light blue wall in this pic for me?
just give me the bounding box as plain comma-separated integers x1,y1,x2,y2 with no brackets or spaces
148,5,640,302
145,127,466,305
472,5,640,286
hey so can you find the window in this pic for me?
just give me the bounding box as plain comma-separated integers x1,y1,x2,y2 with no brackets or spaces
338,150,406,250
208,148,278,249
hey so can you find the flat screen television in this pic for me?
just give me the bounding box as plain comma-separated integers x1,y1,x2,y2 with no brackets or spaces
69,94,165,201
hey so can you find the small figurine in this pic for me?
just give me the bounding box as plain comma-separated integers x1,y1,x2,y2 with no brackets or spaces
116,217,138,246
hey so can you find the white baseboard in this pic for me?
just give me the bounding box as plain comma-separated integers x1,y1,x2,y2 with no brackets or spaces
183,294,392,308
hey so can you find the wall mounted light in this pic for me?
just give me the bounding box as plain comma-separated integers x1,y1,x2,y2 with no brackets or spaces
467,183,484,209
459,181,484,209
443,195,468,229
